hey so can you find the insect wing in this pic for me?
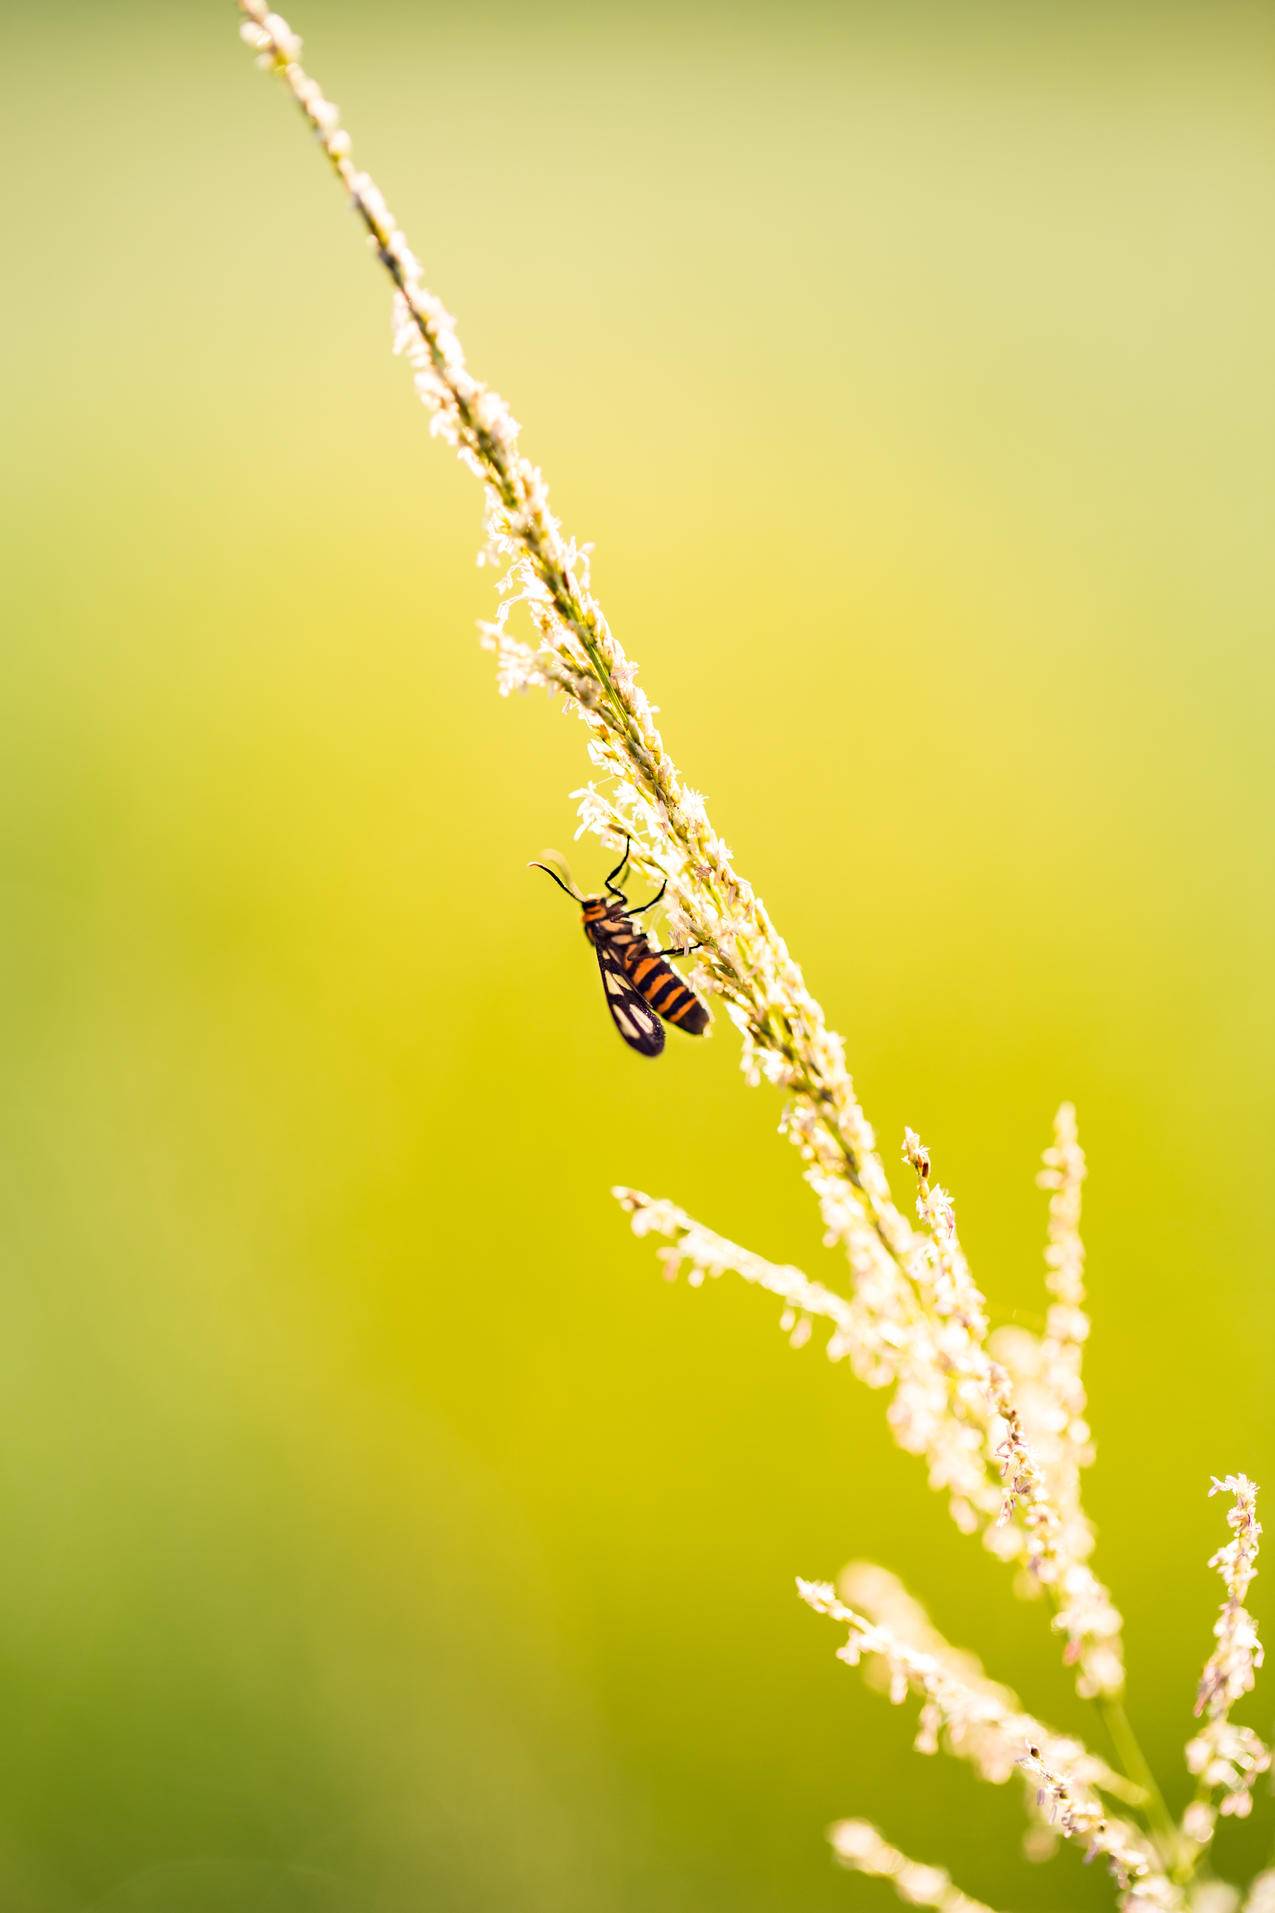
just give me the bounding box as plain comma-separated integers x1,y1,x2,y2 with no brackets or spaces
595,942,665,1056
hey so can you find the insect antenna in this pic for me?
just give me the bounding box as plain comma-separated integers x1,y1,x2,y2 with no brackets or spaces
528,860,583,902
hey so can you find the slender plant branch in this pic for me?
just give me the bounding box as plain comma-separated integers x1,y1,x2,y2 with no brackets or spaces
234,0,1128,1765
233,10,1268,1904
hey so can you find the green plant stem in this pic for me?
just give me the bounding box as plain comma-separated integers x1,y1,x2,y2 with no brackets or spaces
1094,1690,1178,1862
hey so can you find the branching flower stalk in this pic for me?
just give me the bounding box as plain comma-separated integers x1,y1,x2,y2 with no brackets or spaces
234,6,1128,1712
620,1122,1125,1697
234,10,1267,1908
617,1165,1066,1607
820,1561,1141,1812
797,1578,1179,1909
614,1162,1171,1868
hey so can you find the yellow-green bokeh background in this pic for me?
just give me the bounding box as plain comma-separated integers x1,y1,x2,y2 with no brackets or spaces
4,3,1273,1907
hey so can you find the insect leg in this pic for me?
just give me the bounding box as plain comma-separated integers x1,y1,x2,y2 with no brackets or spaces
651,939,703,958
627,872,668,915
604,835,632,898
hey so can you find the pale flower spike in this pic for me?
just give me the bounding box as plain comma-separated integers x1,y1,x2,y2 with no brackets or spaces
235,11,1267,1908
832,1562,1139,1810
829,1819,1006,1913
1180,1478,1270,1855
797,1578,1179,1910
617,1120,1125,1705
991,1104,1106,1660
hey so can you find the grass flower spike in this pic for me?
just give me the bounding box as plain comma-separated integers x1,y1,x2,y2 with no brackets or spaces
234,10,1268,1907
828,1819,1006,1913
618,1118,1125,1702
1180,1478,1269,1855
797,1578,1177,1908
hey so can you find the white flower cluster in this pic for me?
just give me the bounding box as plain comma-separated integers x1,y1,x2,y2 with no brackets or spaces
991,1105,1095,1555
828,1818,1004,1913
988,1109,1122,1697
797,1579,1175,1909
1014,1747,1183,1913
614,1190,857,1354
1180,1478,1269,1848
239,9,302,67
1198,1476,1264,1719
835,1563,1135,1807
616,1116,1124,1700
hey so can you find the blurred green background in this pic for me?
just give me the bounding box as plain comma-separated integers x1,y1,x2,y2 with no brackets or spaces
3,2,1273,1907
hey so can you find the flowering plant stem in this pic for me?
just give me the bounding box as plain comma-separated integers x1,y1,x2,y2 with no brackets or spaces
234,8,1267,1905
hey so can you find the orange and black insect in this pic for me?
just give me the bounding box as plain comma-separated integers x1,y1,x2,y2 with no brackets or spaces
531,839,709,1058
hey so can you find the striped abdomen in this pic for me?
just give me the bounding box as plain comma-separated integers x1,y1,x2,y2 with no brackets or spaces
620,941,709,1032
582,899,709,1035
